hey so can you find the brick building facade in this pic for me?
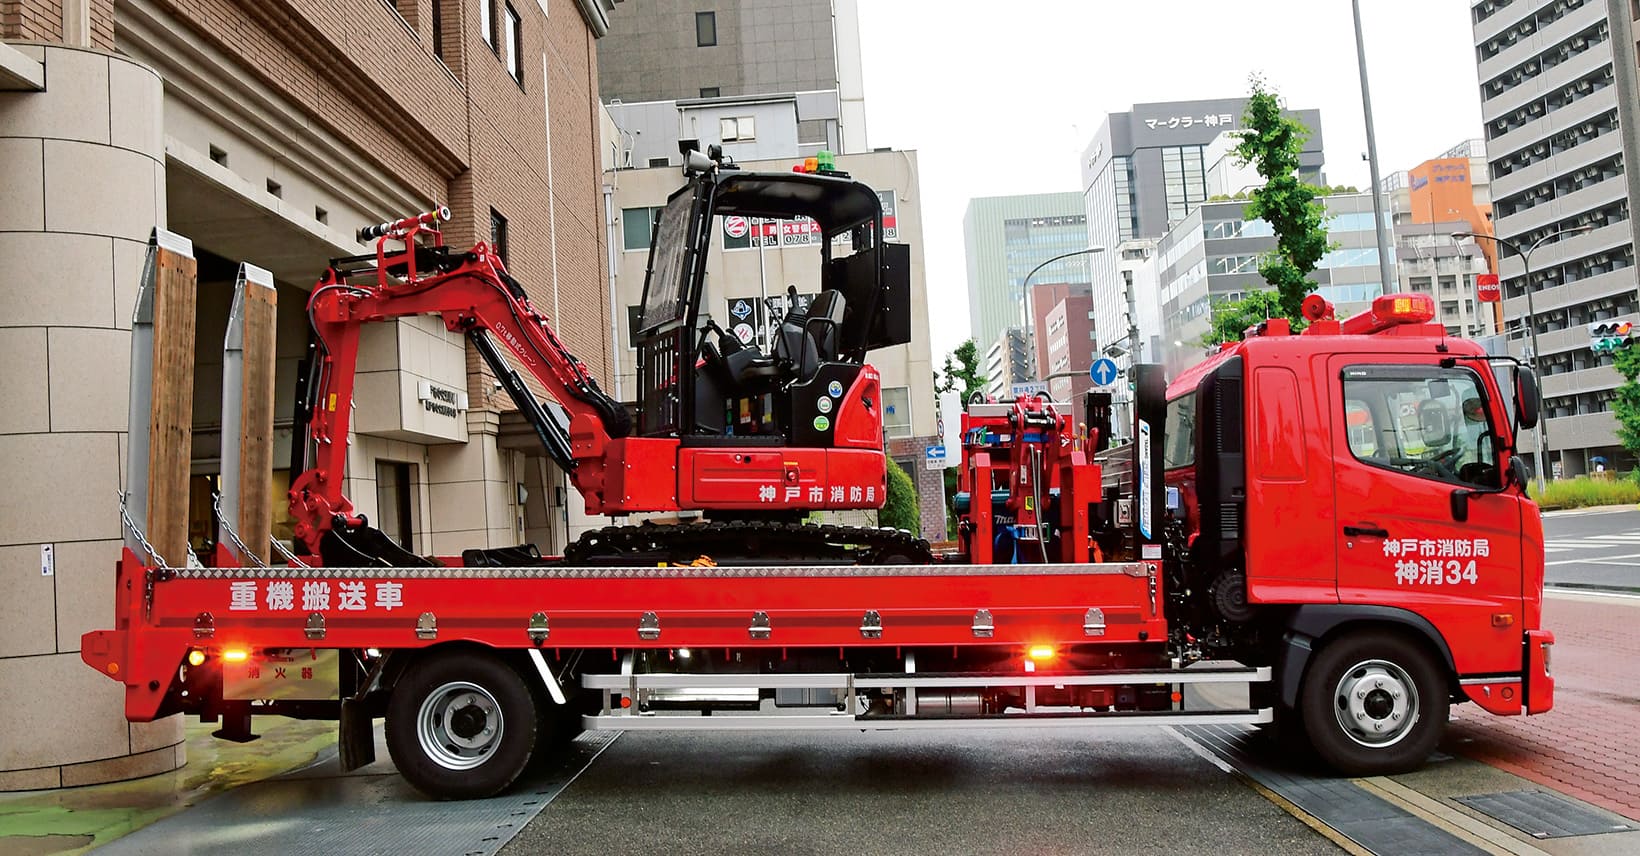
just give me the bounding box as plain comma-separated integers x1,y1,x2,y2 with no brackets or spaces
2,0,615,789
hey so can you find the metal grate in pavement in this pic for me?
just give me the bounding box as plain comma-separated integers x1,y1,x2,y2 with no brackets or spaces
1454,790,1638,839
1176,724,1488,856
93,729,617,856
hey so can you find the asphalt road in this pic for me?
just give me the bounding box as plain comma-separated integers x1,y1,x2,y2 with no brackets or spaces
1542,506,1640,590
501,728,1340,856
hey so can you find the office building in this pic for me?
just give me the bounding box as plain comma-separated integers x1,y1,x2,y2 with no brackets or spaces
2,0,614,789
1383,141,1500,337
984,327,1035,402
962,193,1091,357
1080,98,1325,361
1470,0,1640,475
607,149,943,540
1155,194,1389,375
1041,286,1096,402
598,0,868,153
605,90,847,169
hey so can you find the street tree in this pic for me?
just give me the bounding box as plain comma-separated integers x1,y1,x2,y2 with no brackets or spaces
1234,77,1331,326
1204,290,1286,347
1613,344,1640,474
938,339,987,402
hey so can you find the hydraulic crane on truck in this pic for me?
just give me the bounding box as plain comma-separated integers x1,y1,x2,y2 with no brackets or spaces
290,146,928,570
85,152,1554,801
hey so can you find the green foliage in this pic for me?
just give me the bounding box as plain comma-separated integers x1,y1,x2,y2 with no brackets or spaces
1203,290,1288,347
881,462,922,533
1234,78,1331,324
937,339,987,402
1526,475,1640,510
1614,344,1640,460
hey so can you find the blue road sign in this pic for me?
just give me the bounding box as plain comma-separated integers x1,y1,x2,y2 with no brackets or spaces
924,444,947,470
1090,357,1119,387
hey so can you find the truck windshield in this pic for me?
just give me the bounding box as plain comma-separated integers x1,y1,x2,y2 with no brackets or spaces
1341,366,1499,489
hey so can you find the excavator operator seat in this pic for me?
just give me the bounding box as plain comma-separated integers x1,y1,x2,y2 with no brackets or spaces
775,290,847,384
804,290,846,363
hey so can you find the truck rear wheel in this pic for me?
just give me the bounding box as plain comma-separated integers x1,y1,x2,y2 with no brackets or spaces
386,649,538,799
1299,630,1448,776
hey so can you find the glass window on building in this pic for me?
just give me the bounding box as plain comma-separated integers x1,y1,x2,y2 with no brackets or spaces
1162,146,1208,228
1113,156,1136,241
504,3,522,83
490,208,509,265
883,386,912,438
622,206,660,251
481,0,496,50
696,11,717,46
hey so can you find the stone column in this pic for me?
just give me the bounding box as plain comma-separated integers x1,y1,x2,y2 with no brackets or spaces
0,43,183,790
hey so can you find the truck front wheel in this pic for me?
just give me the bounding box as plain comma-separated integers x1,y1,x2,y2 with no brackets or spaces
1299,630,1448,776
386,649,538,799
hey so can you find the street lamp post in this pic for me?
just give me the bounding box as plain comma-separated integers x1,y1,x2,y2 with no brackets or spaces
1453,225,1593,494
1019,246,1105,380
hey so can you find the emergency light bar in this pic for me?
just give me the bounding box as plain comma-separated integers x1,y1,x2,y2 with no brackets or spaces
1339,292,1437,336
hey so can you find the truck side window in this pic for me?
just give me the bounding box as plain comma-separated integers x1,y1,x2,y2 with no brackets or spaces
1340,366,1500,489
1163,394,1195,468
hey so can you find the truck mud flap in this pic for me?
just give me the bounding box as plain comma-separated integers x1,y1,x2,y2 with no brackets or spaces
339,697,376,772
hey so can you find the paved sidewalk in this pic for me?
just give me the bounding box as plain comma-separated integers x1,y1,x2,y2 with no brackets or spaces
1446,592,1640,822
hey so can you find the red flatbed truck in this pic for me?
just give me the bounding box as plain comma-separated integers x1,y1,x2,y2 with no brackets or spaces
83,163,1553,799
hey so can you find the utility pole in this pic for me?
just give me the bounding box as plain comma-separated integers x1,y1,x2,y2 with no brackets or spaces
1352,0,1397,295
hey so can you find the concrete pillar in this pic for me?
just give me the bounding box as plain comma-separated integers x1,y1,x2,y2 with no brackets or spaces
0,44,183,790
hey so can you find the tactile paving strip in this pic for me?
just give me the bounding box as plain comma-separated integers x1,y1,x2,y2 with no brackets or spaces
1454,790,1637,838
1176,724,1487,856
94,729,617,856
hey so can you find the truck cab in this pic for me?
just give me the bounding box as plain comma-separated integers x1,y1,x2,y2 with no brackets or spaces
1161,293,1553,772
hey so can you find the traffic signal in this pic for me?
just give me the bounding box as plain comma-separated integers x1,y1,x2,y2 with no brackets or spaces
1589,320,1633,354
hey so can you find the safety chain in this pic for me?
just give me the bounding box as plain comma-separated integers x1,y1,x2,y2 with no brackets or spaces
117,489,171,571
269,535,311,568
211,492,268,568
117,489,204,570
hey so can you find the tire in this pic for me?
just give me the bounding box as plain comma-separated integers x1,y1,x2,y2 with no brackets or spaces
385,649,538,799
1299,630,1449,776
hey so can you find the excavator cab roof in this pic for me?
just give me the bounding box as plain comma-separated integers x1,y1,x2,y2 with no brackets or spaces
635,166,902,355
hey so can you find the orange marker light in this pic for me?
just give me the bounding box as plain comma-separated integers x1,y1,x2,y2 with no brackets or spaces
221,649,249,663
187,649,207,667
1027,645,1056,661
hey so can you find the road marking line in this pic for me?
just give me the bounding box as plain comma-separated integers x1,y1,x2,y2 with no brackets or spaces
1355,777,1549,856
1546,551,1640,566
1546,587,1640,601
1162,727,1372,856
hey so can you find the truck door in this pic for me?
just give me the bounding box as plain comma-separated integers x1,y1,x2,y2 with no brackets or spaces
1327,358,1525,676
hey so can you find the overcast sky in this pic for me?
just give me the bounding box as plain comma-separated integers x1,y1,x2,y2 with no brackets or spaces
855,0,1485,359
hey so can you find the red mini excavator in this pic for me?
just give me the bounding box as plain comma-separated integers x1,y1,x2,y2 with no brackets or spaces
288,147,928,568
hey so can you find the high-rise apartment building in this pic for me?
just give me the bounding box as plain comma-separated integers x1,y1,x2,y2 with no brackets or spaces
962,193,1090,356
1470,0,1640,475
2,0,614,789
598,0,868,153
1080,99,1324,371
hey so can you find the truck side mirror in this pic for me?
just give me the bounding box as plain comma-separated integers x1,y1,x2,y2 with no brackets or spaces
1515,370,1540,430
1509,456,1529,489
1450,488,1471,523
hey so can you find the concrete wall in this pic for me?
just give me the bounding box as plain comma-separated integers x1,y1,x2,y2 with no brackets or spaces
598,0,837,103
0,45,185,790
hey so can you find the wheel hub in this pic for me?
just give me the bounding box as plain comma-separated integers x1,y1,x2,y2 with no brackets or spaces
1334,660,1419,748
418,682,504,769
